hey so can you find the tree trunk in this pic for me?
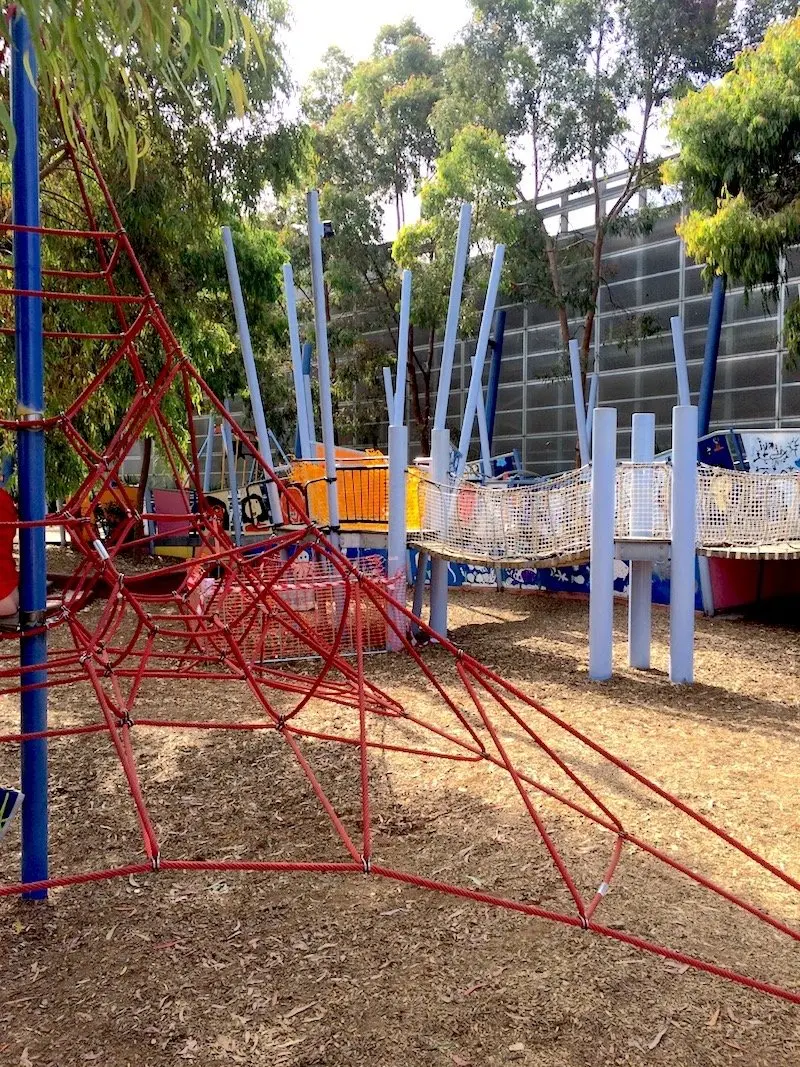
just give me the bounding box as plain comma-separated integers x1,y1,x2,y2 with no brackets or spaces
544,236,570,349
404,326,415,421
581,227,606,372
408,325,424,440
419,326,436,455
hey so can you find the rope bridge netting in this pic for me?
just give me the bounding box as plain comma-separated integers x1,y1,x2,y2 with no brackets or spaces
0,122,798,1005
412,464,800,567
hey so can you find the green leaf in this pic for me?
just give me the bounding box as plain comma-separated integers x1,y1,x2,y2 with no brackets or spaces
240,12,266,68
125,124,139,190
227,67,247,118
0,103,15,158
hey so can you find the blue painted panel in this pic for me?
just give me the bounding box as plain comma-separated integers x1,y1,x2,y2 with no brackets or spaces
407,551,703,611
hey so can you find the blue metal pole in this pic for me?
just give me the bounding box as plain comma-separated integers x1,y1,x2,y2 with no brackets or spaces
11,11,48,899
221,228,283,524
698,274,726,437
202,416,215,493
282,263,312,460
222,401,242,547
485,308,506,450
454,245,506,480
301,342,316,451
145,485,156,557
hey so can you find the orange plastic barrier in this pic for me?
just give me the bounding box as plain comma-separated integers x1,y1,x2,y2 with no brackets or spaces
287,451,424,533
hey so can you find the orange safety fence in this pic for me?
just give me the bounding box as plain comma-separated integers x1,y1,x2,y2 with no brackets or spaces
288,454,425,532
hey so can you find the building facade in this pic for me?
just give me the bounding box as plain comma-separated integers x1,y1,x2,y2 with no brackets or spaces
360,177,800,476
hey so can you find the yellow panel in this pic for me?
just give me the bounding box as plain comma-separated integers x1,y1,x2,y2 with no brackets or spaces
288,453,425,532
154,545,194,559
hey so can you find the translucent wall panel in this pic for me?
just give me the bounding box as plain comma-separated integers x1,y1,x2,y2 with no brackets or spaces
348,204,795,468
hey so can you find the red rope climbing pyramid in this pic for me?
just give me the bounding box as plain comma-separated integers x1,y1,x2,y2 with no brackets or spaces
0,121,798,1005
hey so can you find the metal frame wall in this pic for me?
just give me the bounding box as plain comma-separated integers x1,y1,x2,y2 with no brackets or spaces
356,174,800,475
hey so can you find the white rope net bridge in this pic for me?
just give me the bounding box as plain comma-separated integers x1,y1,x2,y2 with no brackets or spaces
409,465,800,567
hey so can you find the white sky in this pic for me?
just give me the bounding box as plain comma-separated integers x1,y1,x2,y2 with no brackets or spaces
283,1,470,235
281,1,671,238
284,0,470,88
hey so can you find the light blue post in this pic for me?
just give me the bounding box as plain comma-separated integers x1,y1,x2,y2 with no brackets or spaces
145,485,156,557
222,401,242,546
221,228,283,525
589,407,617,681
392,270,412,426
454,245,506,480
429,204,472,638
670,316,691,407
433,204,472,433
585,373,599,450
382,367,394,422
306,190,340,547
669,406,698,683
628,413,655,670
475,372,493,479
302,343,316,452
568,340,590,466
11,11,49,898
202,416,215,493
387,270,412,585
283,263,312,460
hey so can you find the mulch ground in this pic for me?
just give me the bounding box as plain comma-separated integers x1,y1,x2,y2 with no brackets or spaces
0,584,798,1067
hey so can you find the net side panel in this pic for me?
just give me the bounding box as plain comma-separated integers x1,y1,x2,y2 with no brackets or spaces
189,556,404,660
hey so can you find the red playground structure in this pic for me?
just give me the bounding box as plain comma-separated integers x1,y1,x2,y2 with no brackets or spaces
0,112,798,1007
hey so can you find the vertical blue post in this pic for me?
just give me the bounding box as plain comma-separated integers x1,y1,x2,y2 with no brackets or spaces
302,343,316,452
454,244,505,480
221,228,283,524
222,401,242,547
698,274,726,437
202,416,215,493
11,11,48,898
669,316,691,407
485,308,506,450
585,373,599,450
382,367,394,422
568,340,590,466
588,407,617,681
306,190,340,547
669,406,698,684
145,485,156,557
283,263,312,460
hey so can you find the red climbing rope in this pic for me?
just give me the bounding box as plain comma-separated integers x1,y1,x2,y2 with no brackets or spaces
0,114,796,1008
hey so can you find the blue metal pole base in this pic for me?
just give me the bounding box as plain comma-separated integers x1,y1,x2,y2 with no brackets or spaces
11,11,49,899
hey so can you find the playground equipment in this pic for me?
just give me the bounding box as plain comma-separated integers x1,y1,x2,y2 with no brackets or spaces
410,393,800,680
216,162,795,686
405,272,800,681
2,21,799,1006
187,552,404,662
